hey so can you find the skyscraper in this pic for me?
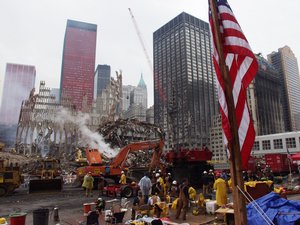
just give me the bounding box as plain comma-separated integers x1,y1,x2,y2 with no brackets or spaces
254,54,284,135
0,63,36,125
122,85,135,112
60,19,97,111
153,12,218,150
268,46,300,131
94,64,111,99
130,74,147,109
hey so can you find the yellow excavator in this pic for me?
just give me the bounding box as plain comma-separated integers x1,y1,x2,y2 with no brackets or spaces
0,159,22,196
29,158,63,193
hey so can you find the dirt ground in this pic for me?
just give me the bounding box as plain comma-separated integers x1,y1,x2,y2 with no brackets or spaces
0,185,299,225
0,185,217,225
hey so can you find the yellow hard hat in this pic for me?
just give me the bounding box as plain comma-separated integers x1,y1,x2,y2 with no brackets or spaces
0,217,7,224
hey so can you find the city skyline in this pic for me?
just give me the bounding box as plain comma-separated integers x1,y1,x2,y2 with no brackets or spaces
0,0,300,108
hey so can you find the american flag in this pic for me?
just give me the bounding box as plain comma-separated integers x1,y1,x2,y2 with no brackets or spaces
209,0,258,168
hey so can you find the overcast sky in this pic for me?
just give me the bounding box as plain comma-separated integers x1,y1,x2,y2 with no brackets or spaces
0,0,299,107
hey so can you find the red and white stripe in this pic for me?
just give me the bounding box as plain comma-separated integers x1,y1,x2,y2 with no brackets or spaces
209,0,258,168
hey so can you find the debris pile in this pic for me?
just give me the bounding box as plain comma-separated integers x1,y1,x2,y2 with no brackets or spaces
98,118,164,148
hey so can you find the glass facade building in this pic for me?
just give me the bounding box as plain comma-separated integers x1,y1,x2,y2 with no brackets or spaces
254,54,284,135
0,63,36,125
153,12,218,150
94,64,111,99
60,19,97,111
268,46,300,131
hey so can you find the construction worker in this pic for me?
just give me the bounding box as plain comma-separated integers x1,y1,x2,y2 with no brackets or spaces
170,180,179,202
98,172,105,196
119,170,126,185
188,186,197,201
175,179,189,220
201,171,209,197
82,171,94,197
213,172,228,207
138,172,152,204
208,169,215,194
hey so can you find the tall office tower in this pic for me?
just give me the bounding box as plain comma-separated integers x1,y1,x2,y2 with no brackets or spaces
254,54,284,135
50,88,60,103
268,46,300,131
0,63,36,125
146,106,154,124
60,19,97,111
122,85,135,111
153,12,218,150
130,74,148,108
94,64,111,99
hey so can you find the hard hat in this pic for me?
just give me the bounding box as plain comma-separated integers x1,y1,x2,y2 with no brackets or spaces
209,169,213,172
121,171,124,174
152,171,156,174
203,171,207,174
158,169,161,173
88,171,92,174
155,173,160,177
172,180,177,185
167,172,171,176
98,198,102,201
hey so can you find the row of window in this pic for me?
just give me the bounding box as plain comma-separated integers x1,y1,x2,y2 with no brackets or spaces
253,137,299,151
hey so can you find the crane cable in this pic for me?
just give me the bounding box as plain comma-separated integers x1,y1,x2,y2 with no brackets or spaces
128,8,166,102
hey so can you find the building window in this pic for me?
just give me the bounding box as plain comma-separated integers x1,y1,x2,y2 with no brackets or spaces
273,139,283,149
253,141,260,151
286,137,296,148
262,140,271,150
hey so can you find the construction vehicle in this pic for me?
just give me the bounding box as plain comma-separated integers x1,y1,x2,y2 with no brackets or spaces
28,157,63,193
164,145,213,187
0,159,22,196
76,139,164,197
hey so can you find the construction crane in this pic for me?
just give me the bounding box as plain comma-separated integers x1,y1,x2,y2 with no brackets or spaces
128,8,166,102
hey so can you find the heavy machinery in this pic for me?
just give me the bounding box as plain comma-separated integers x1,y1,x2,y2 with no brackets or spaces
0,159,22,196
164,145,213,187
76,139,164,197
29,157,63,193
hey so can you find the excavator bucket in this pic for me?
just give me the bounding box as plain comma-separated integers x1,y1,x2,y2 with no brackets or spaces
29,178,63,193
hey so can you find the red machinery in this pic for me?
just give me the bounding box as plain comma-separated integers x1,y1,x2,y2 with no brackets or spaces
76,139,164,196
164,146,213,187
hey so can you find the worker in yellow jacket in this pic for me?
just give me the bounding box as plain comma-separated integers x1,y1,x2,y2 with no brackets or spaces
213,172,227,207
119,170,127,184
188,186,197,201
82,172,94,197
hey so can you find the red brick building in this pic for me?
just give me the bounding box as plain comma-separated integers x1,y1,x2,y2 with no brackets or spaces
60,19,97,111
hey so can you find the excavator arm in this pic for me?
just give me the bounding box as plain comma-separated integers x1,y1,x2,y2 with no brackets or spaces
109,139,164,169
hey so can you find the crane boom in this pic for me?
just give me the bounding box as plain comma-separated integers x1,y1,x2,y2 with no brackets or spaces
128,8,152,72
128,8,166,102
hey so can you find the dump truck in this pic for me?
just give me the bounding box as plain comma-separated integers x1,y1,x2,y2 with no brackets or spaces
0,159,22,196
28,157,63,193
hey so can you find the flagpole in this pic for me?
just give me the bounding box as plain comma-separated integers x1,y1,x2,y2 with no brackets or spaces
209,0,248,224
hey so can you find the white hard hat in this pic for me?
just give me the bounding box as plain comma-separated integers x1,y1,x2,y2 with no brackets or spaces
98,198,102,201
203,171,207,174
158,169,161,173
167,172,171,176
209,169,213,172
172,180,177,185
121,171,124,174
155,173,160,177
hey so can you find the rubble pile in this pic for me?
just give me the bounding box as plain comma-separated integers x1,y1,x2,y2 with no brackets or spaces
97,118,164,148
126,150,154,168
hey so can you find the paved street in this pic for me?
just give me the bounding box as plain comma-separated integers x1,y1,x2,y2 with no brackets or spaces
0,185,299,225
